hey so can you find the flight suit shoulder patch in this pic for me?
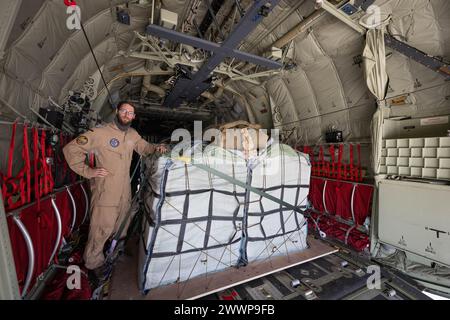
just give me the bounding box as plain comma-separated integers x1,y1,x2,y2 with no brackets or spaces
76,135,88,145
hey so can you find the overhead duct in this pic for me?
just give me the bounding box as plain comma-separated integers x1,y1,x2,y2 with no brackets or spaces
272,9,326,49
141,75,166,99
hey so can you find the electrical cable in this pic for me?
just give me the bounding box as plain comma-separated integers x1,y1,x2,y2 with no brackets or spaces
382,82,450,102
78,18,114,106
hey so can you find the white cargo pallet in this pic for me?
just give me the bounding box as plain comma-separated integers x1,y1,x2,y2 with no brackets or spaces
138,144,312,294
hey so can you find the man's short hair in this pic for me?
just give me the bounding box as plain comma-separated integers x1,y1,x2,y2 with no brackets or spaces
116,101,135,110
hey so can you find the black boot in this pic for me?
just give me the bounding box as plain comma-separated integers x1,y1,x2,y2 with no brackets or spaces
87,269,100,288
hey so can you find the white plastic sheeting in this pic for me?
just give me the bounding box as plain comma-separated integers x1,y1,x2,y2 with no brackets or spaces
363,28,388,102
138,144,310,293
245,144,310,263
363,28,388,173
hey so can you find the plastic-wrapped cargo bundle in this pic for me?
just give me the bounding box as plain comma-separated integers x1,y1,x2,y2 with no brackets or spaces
244,144,310,264
138,145,248,292
138,143,311,294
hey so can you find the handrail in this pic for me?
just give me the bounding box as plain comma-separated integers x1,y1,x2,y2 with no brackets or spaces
6,180,85,218
317,178,368,229
0,120,59,132
311,176,374,188
4,180,89,300
12,216,35,298
350,184,357,223
322,180,329,214
310,208,369,236
66,186,77,233
48,198,62,266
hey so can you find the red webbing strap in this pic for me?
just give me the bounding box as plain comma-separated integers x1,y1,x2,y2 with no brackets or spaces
63,136,70,181
39,130,54,195
40,130,48,195
46,139,55,192
3,123,17,205
4,123,21,206
325,157,330,178
48,137,55,191
23,124,31,203
319,146,324,177
7,122,17,178
33,128,41,210
349,144,355,181
337,144,343,180
357,144,362,182
58,133,67,176
20,124,31,205
88,152,95,168
1,122,17,200
307,146,315,176
304,146,315,176
329,145,335,178
2,123,32,210
343,159,348,181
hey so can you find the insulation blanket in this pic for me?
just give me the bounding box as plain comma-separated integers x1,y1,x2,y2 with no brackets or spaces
138,143,311,293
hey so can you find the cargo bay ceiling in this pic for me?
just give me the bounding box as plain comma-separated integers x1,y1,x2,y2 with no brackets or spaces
0,0,449,143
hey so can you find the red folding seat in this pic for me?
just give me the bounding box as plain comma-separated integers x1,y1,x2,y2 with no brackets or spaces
308,178,325,212
352,185,374,226
335,181,354,221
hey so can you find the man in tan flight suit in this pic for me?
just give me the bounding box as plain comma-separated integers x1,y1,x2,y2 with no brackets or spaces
63,101,168,272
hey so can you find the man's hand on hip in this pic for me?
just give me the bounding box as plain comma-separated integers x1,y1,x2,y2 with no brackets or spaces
92,168,110,177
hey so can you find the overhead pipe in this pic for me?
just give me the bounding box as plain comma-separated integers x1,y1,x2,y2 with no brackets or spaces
235,6,323,73
141,75,166,99
237,1,351,74
141,60,168,99
236,9,327,75
272,9,326,49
